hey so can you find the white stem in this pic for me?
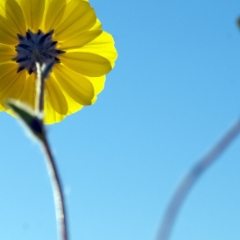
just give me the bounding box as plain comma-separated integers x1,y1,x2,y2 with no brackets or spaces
156,118,240,240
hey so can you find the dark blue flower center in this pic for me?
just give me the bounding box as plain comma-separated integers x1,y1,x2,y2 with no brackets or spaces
14,29,64,74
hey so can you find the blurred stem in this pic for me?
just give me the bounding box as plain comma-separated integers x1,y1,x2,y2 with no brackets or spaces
41,134,68,240
156,118,240,240
35,62,68,240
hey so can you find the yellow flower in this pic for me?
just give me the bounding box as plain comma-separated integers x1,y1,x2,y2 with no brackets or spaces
0,0,117,123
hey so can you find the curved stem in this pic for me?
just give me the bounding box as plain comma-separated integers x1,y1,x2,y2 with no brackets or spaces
35,61,68,240
41,134,68,240
156,118,240,240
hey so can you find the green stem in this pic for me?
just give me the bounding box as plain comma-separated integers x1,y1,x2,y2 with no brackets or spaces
156,118,240,240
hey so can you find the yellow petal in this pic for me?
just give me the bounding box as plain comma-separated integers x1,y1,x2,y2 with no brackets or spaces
44,0,66,32
0,44,16,63
0,63,26,103
76,31,118,68
59,30,102,50
5,0,26,35
0,2,5,17
87,75,106,95
18,73,35,108
90,19,102,31
63,96,83,115
55,0,96,41
0,63,18,91
45,76,68,115
0,16,18,44
0,103,5,111
60,52,112,77
53,63,94,105
20,0,45,32
4,73,34,118
44,88,85,124
44,101,66,124
82,75,106,105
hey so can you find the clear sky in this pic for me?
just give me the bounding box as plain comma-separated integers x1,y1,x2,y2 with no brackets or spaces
1,0,240,240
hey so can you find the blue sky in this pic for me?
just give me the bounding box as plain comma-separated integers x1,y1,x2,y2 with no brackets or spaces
1,0,240,240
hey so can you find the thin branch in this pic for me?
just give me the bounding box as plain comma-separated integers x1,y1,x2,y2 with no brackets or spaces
156,118,240,240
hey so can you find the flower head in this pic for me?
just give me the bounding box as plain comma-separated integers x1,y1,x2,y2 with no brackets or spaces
0,0,117,123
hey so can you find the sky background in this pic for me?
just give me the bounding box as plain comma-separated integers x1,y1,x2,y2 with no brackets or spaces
1,0,240,240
